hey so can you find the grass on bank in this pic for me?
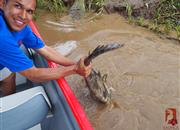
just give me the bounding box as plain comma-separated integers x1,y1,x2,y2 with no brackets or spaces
125,0,180,39
37,0,66,14
37,0,105,13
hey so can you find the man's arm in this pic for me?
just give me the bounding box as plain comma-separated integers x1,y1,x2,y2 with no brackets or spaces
19,57,91,82
19,45,92,82
35,45,76,66
19,66,76,82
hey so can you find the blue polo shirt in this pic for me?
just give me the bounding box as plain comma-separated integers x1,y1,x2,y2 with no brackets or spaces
0,9,44,72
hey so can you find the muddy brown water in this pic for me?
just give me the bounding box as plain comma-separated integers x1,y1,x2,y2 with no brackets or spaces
35,12,180,130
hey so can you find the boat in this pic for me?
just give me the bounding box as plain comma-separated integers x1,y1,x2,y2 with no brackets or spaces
0,21,93,130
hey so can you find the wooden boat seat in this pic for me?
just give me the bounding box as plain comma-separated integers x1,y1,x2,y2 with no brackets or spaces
0,86,51,130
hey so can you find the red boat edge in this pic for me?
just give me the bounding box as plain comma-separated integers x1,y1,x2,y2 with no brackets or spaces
29,21,93,130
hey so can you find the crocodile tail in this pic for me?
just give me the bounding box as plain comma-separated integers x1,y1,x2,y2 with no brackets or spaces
84,43,124,66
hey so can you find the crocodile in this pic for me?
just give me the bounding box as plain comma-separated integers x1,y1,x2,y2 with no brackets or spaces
85,68,112,103
84,43,124,104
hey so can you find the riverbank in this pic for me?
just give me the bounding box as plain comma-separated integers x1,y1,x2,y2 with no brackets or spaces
104,0,179,42
36,0,180,42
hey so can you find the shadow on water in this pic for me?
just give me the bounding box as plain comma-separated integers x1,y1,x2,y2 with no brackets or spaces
35,12,180,130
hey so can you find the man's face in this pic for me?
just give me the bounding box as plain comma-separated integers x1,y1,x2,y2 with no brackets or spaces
2,0,36,31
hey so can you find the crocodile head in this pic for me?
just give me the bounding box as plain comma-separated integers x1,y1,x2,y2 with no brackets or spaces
85,69,112,104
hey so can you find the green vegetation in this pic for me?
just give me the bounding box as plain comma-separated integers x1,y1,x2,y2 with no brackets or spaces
37,0,66,13
154,0,180,38
89,0,105,12
37,0,105,13
125,0,180,39
125,0,133,22
175,25,180,38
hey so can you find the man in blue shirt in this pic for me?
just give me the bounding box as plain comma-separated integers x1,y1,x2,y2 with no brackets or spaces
0,0,92,96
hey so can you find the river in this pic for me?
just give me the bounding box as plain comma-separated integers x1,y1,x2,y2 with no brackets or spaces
35,11,180,130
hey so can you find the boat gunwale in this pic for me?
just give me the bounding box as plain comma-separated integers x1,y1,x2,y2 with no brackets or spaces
29,21,93,130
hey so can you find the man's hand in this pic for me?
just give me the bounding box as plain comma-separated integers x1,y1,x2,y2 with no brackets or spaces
75,57,92,77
